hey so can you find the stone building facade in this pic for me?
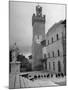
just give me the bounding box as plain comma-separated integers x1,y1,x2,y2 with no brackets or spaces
42,20,66,74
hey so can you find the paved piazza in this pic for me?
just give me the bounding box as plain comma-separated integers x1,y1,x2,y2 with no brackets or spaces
9,72,66,89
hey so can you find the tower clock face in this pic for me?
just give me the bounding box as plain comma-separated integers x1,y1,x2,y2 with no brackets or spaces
34,35,42,44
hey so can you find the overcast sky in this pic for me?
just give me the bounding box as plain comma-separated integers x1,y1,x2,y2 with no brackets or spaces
9,1,66,54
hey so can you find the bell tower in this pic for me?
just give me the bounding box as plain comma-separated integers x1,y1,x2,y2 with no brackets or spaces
32,5,45,70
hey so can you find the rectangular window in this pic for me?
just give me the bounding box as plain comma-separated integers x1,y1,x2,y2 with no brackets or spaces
52,37,53,43
58,50,60,56
45,62,47,70
52,51,54,57
57,34,59,40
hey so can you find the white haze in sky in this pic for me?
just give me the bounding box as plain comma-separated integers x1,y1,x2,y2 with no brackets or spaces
9,1,66,54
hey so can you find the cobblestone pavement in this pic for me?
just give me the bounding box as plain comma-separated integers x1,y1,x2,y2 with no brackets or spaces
9,73,66,89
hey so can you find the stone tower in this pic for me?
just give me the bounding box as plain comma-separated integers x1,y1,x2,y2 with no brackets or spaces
32,5,45,70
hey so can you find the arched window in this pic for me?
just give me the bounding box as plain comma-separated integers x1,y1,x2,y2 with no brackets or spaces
58,49,60,56
52,37,53,43
57,34,59,40
49,62,51,70
53,62,55,71
45,62,47,70
58,61,61,72
52,51,54,57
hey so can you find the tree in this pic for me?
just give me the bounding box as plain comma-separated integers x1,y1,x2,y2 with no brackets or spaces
17,54,32,72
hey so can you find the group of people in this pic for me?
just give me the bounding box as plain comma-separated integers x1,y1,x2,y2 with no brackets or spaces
28,72,65,81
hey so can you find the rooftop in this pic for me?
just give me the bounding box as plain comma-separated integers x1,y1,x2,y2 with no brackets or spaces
46,19,66,36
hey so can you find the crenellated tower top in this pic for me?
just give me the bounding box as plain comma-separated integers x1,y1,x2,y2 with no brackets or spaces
32,5,45,26
36,5,42,16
